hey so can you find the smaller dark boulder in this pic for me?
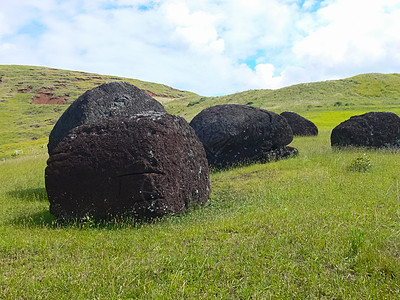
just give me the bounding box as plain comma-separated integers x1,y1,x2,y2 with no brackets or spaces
280,111,318,136
189,104,296,168
331,112,400,148
45,112,210,220
48,81,166,154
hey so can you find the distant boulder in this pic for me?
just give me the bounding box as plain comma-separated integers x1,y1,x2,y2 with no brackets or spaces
189,104,296,168
280,111,318,136
331,112,400,148
48,81,166,154
45,112,210,220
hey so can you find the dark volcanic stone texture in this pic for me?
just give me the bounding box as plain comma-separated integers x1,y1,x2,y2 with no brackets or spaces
48,81,166,154
45,112,210,220
280,111,318,136
331,112,400,148
189,104,295,168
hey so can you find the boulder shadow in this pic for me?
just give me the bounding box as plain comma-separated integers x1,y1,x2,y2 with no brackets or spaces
11,208,145,230
7,187,48,202
11,209,59,228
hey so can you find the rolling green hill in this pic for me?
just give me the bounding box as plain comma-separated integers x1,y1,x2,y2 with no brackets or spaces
166,73,400,120
1,65,400,158
0,65,197,157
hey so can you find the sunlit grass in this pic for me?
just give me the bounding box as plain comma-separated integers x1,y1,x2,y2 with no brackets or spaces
1,130,399,298
1,67,400,297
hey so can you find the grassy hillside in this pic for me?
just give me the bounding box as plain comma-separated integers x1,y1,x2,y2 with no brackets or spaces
1,66,399,297
1,132,399,298
166,73,400,120
0,65,196,157
1,66,400,158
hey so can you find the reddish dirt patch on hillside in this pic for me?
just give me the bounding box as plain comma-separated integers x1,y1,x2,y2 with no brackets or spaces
145,90,174,99
32,88,68,104
38,88,54,94
33,94,67,104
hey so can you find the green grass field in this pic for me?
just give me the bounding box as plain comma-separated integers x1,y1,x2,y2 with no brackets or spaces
1,66,400,298
1,126,399,298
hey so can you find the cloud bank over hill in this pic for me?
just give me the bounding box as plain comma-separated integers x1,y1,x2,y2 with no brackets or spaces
1,0,400,96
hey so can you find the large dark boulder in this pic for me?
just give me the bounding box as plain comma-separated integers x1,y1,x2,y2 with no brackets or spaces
48,81,166,154
45,112,210,220
280,111,318,136
331,112,400,148
189,104,296,168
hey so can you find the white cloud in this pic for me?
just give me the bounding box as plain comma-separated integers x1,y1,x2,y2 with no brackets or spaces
1,0,400,96
301,0,318,10
253,64,283,89
163,1,224,53
292,0,400,79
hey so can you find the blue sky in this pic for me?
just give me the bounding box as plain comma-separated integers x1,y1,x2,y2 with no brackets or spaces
1,0,400,96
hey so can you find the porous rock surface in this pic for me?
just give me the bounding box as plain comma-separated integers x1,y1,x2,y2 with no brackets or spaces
331,112,400,148
189,104,296,168
280,111,318,136
48,81,166,154
45,112,210,219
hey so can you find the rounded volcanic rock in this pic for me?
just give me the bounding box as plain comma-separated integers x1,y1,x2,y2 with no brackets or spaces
45,112,210,220
331,111,400,148
189,104,295,168
48,81,166,154
280,111,318,136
